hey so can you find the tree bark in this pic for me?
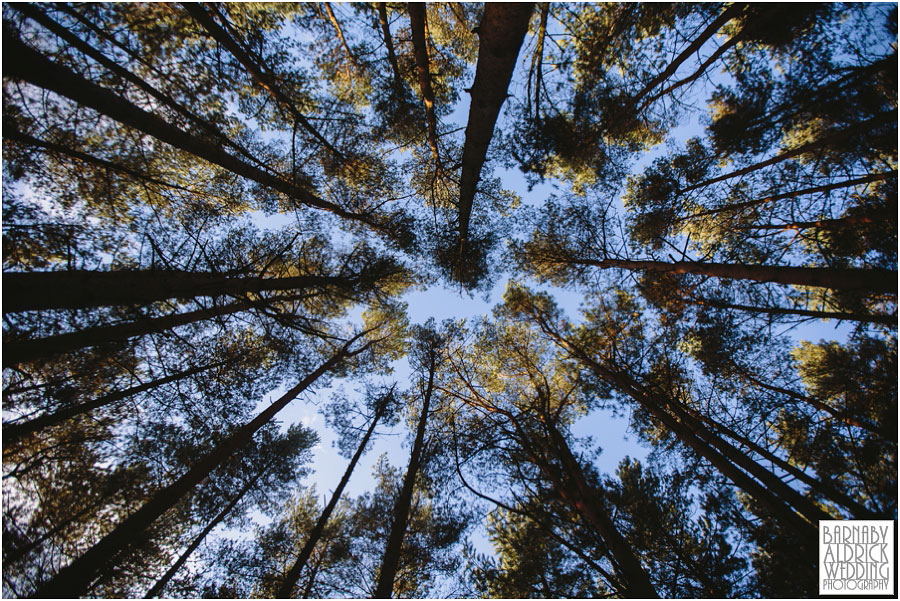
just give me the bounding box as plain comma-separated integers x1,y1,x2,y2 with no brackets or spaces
373,354,436,598
457,3,534,248
579,257,897,294
3,268,380,313
3,294,308,367
3,359,230,446
277,398,386,597
31,333,367,598
144,466,266,598
407,3,442,170
2,28,387,232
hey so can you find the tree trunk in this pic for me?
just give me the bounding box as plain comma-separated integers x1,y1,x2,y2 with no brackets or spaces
530,315,818,537
182,4,343,160
690,409,880,519
11,3,263,169
31,333,367,598
277,399,386,597
2,28,385,232
677,113,896,194
543,420,659,598
3,268,378,313
631,3,746,107
4,294,305,367
676,171,894,223
688,294,897,326
407,3,442,170
457,3,534,248
373,355,436,598
144,466,266,598
3,359,230,446
582,257,897,294
376,4,404,91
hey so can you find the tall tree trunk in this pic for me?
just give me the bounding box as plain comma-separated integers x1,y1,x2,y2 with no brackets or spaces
676,171,894,223
31,333,368,598
631,3,746,107
2,28,386,232
543,420,659,598
3,359,230,446
687,294,897,326
182,4,344,160
3,268,380,313
376,3,404,91
579,257,897,294
457,3,534,248
144,465,267,598
676,113,896,194
373,355,436,598
4,293,305,367
11,3,265,171
407,3,442,170
277,398,387,597
530,315,819,537
689,409,880,519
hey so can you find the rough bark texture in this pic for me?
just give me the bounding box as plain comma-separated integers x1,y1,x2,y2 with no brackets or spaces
3,269,373,313
277,402,385,597
2,360,229,445
31,335,365,598
373,355,436,598
457,3,534,247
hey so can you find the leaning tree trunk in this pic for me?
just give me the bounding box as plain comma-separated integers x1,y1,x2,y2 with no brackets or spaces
686,294,897,326
407,3,442,170
182,4,342,160
2,28,384,232
277,398,387,597
31,333,367,598
676,171,894,223
373,357,436,598
631,3,746,107
2,359,230,446
542,420,659,598
144,464,269,598
3,268,378,313
457,3,534,248
581,257,897,294
4,293,305,367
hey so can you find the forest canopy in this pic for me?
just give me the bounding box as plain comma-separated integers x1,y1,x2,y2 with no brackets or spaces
2,2,897,598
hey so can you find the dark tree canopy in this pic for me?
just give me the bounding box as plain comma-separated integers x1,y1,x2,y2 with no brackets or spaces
2,3,896,599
